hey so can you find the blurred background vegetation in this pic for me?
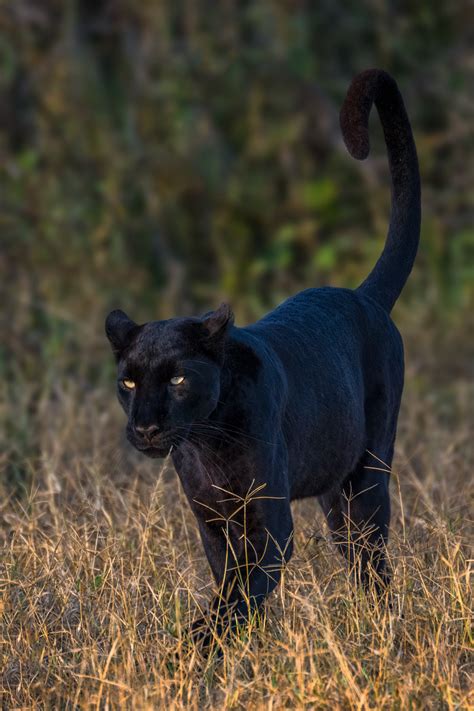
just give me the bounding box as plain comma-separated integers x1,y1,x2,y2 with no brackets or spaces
1,1,473,489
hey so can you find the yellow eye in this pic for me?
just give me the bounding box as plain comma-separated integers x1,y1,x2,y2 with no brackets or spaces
121,379,136,390
170,375,185,386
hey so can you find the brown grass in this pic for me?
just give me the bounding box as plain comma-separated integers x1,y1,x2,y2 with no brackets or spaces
1,319,473,710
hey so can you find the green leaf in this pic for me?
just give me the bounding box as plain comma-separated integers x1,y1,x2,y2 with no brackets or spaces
301,179,337,211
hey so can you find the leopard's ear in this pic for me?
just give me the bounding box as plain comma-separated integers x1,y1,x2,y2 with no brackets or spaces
201,303,234,339
105,310,138,358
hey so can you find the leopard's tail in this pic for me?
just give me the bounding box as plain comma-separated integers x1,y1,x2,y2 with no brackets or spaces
340,69,421,312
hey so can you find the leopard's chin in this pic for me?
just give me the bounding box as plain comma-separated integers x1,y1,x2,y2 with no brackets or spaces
138,445,172,459
131,439,175,458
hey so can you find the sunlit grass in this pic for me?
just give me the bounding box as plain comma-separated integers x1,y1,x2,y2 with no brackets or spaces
0,335,472,709
0,376,474,709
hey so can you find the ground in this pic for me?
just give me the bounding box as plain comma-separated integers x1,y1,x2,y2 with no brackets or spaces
0,315,472,710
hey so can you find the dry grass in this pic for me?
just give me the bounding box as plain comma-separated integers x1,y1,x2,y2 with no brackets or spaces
1,321,473,709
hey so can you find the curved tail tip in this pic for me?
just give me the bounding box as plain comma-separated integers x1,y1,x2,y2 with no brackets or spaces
340,68,389,161
340,120,370,161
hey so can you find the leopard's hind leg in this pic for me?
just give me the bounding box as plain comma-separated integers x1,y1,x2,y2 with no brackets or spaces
318,444,393,593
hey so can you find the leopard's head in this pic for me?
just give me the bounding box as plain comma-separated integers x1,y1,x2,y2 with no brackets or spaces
105,304,233,457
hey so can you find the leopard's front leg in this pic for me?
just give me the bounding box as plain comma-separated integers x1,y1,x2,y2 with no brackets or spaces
175,437,294,650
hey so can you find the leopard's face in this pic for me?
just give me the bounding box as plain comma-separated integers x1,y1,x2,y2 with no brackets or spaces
105,305,233,457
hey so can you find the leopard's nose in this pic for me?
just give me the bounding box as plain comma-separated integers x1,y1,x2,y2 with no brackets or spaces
135,424,162,442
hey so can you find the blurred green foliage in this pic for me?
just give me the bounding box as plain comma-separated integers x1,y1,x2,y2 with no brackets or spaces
0,0,473,469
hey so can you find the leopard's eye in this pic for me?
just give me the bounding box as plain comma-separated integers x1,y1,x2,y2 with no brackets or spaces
121,379,136,390
170,375,185,386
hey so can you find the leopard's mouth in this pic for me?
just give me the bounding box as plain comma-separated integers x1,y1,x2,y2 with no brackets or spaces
135,443,173,458
127,431,178,458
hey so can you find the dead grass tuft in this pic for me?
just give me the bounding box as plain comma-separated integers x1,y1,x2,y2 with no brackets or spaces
1,321,473,709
